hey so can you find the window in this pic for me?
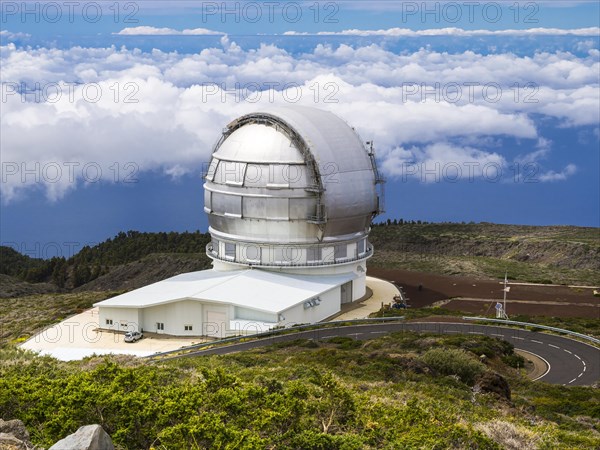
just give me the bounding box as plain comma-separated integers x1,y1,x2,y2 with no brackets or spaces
245,245,260,262
274,246,300,264
156,322,165,331
105,319,113,326
334,244,347,260
184,325,193,331
357,239,366,255
225,242,236,259
306,246,322,262
211,239,220,256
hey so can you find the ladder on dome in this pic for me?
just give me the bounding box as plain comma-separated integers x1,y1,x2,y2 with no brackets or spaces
367,141,386,215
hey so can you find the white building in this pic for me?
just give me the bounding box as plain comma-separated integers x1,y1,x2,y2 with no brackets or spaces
95,106,383,338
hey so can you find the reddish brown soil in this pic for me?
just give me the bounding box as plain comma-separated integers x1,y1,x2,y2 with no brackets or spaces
369,268,599,319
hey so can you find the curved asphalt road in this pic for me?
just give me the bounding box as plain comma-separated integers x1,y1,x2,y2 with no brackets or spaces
175,322,600,386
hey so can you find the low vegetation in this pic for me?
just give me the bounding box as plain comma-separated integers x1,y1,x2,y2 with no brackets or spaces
0,292,119,347
1,333,599,449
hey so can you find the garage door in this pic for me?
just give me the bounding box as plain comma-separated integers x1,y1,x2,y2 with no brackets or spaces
205,310,227,338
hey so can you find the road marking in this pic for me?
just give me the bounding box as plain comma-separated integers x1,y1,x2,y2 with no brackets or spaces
446,330,459,333
322,336,335,339
370,331,387,334
548,344,559,349
516,348,551,381
468,332,483,335
491,333,504,337
583,366,586,372
574,354,581,360
578,373,583,378
513,337,524,340
569,378,577,384
583,361,586,367
564,349,572,354
531,340,543,344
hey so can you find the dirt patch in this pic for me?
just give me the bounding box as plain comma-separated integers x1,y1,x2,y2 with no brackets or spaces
368,268,599,319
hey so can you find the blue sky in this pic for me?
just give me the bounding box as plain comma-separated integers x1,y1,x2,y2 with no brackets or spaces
1,1,599,258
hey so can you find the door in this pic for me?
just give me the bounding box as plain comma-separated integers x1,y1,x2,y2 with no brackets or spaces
340,281,353,304
204,310,227,338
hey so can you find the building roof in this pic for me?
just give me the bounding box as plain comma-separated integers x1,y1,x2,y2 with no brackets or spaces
94,268,355,314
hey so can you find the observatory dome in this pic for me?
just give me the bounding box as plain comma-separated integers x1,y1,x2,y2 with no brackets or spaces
204,105,383,270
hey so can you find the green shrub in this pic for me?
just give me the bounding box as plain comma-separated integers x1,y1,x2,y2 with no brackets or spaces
325,336,362,350
420,348,485,384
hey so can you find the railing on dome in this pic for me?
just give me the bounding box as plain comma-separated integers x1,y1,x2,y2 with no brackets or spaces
206,244,374,268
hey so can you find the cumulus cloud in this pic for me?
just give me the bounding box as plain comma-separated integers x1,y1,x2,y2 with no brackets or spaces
284,27,600,37
380,142,507,182
115,26,225,35
1,37,595,202
0,30,31,40
538,164,577,182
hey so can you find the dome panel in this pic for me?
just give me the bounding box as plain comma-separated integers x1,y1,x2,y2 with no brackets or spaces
213,123,305,164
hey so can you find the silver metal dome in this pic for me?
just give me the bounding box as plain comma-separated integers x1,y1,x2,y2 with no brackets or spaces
204,105,383,268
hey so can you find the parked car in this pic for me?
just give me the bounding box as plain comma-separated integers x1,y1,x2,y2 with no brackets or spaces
124,331,143,343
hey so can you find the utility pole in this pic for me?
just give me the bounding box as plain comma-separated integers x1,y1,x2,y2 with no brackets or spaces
503,271,509,318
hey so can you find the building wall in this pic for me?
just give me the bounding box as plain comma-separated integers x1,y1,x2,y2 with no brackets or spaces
142,300,204,336
280,286,341,327
98,307,142,332
235,306,277,323
352,275,367,301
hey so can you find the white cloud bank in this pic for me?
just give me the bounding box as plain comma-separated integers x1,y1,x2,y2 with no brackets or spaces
283,27,600,37
1,36,596,202
115,26,225,35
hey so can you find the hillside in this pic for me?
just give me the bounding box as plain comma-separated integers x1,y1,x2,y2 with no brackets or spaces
1,223,598,297
369,222,600,285
74,253,212,292
2,333,599,449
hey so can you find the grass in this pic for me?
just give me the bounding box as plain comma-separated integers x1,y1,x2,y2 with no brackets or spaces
0,291,121,348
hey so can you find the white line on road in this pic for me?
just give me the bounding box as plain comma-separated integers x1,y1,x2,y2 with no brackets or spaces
575,354,581,360
564,349,572,354
491,333,504,337
370,331,388,334
569,378,577,384
513,337,524,340
531,340,543,344
549,344,560,349
468,332,483,335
